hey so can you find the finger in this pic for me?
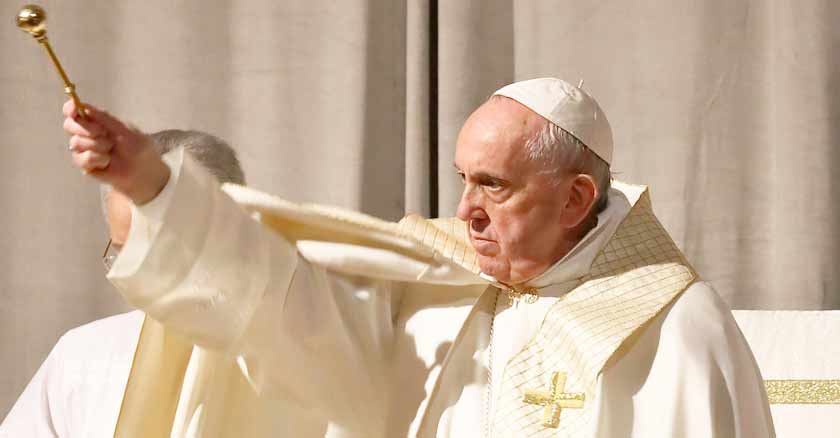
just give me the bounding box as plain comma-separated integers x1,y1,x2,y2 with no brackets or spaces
82,105,135,140
69,135,114,153
62,99,91,119
72,150,111,172
62,99,77,118
63,116,106,138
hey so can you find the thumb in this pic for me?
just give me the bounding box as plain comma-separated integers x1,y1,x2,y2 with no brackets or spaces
82,104,136,140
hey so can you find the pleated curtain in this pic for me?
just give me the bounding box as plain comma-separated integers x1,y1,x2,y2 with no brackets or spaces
1,0,837,416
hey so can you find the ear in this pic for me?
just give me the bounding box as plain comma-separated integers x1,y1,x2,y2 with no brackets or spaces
105,190,133,245
560,174,598,229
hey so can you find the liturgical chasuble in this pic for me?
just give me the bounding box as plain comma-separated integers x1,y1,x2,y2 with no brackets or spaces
106,150,774,437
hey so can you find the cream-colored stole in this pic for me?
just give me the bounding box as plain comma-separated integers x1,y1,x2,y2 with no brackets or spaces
114,317,192,437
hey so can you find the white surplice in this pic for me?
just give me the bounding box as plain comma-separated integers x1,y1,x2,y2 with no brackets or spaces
100,149,773,437
0,311,144,438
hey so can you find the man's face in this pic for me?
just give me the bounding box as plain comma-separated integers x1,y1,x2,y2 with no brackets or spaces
105,190,132,247
455,98,574,284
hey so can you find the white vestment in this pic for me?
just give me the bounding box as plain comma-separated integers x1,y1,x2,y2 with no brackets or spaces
99,149,773,437
0,311,143,437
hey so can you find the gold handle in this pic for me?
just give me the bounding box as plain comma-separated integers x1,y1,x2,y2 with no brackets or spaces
16,5,85,118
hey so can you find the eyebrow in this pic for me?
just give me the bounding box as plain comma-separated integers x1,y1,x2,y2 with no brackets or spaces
475,172,508,184
453,164,511,186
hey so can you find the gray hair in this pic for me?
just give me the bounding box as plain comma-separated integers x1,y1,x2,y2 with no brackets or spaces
150,129,245,185
101,129,245,213
524,118,612,215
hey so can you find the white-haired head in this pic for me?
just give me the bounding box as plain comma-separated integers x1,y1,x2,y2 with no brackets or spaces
100,129,245,214
488,94,611,214
149,129,245,184
492,78,612,214
522,113,611,214
455,79,615,284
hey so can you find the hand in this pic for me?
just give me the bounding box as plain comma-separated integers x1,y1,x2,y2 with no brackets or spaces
63,100,170,205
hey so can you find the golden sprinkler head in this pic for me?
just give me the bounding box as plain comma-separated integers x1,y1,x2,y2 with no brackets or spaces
16,5,47,39
15,4,85,118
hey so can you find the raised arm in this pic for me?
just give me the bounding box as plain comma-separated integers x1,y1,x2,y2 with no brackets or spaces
61,101,400,433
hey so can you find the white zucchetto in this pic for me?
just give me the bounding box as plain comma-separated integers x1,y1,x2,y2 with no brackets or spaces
493,77,613,165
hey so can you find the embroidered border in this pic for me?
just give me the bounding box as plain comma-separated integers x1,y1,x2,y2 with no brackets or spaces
765,380,840,404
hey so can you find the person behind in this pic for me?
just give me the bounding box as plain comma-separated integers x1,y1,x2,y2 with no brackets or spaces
53,78,774,437
0,130,249,437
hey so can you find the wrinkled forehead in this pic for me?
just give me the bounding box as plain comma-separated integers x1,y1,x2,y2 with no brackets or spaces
473,96,547,132
454,97,546,168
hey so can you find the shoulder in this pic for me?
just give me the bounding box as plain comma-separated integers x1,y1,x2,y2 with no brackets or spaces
656,281,744,357
662,281,731,329
58,310,145,347
49,310,145,401
0,312,146,436
54,310,145,365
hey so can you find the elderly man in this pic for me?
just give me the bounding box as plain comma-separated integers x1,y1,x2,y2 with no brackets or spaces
0,131,266,437
56,78,774,437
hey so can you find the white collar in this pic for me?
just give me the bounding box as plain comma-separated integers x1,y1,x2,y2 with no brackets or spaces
479,183,641,294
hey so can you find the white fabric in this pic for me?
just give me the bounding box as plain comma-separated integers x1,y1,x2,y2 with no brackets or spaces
103,153,773,437
0,311,144,438
114,147,185,274
493,77,613,164
733,310,840,438
428,281,775,437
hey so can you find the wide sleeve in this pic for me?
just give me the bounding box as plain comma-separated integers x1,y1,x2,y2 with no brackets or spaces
107,148,297,350
104,150,402,434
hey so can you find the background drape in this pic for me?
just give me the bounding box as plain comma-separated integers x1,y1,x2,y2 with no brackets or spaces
1,0,838,417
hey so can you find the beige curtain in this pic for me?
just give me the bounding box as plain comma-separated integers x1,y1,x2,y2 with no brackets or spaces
510,0,840,311
1,0,838,418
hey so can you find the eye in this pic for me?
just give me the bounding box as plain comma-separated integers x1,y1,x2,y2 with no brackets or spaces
457,172,466,182
481,177,506,192
485,182,503,191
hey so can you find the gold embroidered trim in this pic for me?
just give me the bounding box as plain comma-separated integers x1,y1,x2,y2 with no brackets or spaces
501,286,540,306
765,380,840,404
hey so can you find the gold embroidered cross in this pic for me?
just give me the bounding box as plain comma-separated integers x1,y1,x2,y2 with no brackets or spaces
522,371,585,428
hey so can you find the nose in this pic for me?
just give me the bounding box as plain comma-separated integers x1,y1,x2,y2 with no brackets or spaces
456,184,475,221
456,184,489,231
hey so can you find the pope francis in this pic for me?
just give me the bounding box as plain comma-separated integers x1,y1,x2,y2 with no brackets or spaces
59,78,775,437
